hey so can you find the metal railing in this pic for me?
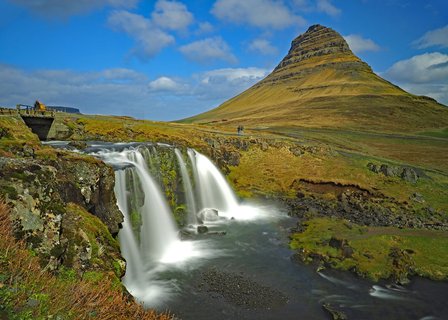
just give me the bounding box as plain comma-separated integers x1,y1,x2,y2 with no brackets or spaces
0,107,55,117
18,109,55,117
0,107,18,115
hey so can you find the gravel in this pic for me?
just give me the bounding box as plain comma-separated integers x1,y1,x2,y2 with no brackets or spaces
198,267,288,310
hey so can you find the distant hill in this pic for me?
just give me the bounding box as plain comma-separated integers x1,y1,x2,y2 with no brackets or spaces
183,25,448,133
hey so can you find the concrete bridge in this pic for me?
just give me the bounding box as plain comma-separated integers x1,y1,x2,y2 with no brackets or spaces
0,108,55,140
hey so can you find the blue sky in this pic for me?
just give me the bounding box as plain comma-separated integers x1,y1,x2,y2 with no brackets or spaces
0,0,447,120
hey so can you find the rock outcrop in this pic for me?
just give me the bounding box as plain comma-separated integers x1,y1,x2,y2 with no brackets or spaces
0,152,124,277
367,162,419,183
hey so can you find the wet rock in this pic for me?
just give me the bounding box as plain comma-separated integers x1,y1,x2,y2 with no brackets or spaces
197,225,209,234
322,303,347,320
68,140,87,150
197,208,219,223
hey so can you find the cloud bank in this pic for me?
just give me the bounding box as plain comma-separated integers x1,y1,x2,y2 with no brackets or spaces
0,64,270,120
384,52,448,105
344,34,380,54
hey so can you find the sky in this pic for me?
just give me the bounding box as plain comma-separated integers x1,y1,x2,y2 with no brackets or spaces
0,0,447,121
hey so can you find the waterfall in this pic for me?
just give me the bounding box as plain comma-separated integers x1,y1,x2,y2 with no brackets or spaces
91,143,252,306
174,148,197,225
191,150,239,213
115,169,144,284
132,151,179,261
187,148,202,209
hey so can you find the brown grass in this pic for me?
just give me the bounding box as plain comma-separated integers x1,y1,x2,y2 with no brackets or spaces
0,200,173,320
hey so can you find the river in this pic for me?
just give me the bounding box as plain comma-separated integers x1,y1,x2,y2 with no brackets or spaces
45,141,448,320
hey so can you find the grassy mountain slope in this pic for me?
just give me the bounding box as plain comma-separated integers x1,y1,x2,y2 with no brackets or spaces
184,25,448,133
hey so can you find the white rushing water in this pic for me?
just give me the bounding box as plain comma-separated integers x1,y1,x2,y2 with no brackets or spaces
174,148,198,225
114,169,144,284
93,144,271,306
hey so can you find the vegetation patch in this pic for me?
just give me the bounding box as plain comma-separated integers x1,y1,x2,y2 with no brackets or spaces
290,217,448,282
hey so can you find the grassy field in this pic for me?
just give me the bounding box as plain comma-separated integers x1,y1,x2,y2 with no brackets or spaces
262,126,448,172
290,217,448,282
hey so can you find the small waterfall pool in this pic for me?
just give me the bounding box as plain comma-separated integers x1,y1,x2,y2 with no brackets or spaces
45,141,448,320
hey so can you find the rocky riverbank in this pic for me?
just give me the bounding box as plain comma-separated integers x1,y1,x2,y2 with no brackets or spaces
284,188,448,283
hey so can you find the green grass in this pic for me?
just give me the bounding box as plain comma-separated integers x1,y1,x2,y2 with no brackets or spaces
419,127,448,139
290,217,448,281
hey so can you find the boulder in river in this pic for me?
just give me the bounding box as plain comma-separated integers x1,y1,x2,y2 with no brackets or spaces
322,303,347,320
197,225,209,234
197,208,220,223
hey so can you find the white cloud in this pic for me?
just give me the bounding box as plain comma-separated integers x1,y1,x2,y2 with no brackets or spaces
385,52,448,83
211,0,305,29
148,76,186,92
248,39,278,55
194,67,270,101
200,67,269,84
151,0,194,31
292,0,312,10
383,52,448,105
316,0,341,17
8,0,138,17
179,37,237,64
196,22,215,34
413,25,448,49
108,10,175,59
344,34,380,54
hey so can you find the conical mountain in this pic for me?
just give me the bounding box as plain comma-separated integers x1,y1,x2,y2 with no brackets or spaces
184,25,448,133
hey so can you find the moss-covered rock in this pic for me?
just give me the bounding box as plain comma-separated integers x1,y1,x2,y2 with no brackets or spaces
0,148,123,278
61,203,125,279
